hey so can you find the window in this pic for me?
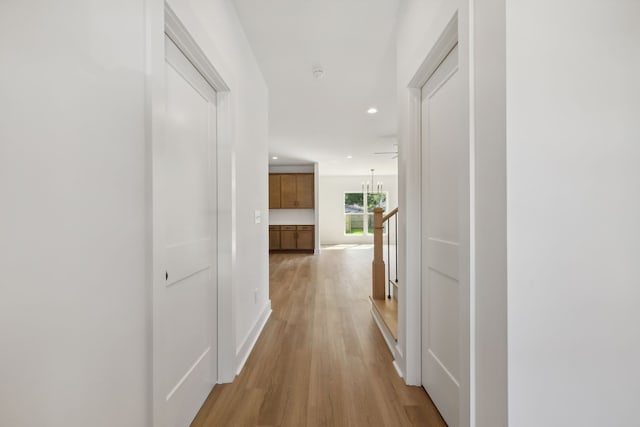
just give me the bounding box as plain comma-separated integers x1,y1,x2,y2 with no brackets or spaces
344,192,364,235
344,191,387,235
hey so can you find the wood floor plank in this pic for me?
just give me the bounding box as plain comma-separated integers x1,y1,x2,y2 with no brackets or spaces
191,246,446,427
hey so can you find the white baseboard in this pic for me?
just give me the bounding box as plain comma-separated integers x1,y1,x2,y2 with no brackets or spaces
235,300,272,375
392,359,404,379
370,306,405,379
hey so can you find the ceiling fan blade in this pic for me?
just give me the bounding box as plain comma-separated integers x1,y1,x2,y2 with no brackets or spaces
374,151,397,155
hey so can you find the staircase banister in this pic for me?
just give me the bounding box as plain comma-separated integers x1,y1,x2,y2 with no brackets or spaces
371,207,386,300
382,207,399,222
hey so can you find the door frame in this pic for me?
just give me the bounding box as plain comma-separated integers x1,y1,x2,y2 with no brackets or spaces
403,11,474,427
162,2,236,384
146,4,236,424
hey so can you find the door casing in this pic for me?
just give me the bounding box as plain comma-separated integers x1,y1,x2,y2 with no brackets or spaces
403,11,473,427
147,4,236,426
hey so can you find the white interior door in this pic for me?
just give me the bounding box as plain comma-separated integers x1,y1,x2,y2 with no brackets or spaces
153,34,218,427
421,44,464,427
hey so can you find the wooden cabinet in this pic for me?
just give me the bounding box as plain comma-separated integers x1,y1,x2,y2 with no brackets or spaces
269,225,314,252
269,175,281,208
280,175,297,208
295,175,314,208
269,225,281,250
296,225,314,250
280,225,297,250
269,173,314,209
269,173,314,251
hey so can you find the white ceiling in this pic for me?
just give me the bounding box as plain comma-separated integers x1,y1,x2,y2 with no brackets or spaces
232,0,400,176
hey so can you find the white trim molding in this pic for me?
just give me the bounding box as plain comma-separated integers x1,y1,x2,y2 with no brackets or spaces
164,5,229,92
408,14,460,89
235,301,272,375
370,308,403,371
402,6,474,427
162,1,236,385
402,11,461,388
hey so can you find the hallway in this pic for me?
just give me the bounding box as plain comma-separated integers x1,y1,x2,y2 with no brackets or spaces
192,247,446,426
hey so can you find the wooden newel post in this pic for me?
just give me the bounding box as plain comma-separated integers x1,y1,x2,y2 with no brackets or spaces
372,207,386,300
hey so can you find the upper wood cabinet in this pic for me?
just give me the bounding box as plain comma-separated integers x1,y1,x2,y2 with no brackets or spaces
269,173,314,209
269,175,281,208
280,175,298,208
295,174,314,208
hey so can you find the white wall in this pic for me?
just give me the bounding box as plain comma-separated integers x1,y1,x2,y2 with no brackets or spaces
269,209,314,225
399,1,640,426
319,175,397,245
165,0,270,375
269,165,314,173
506,1,640,426
395,0,458,387
0,0,270,425
0,1,149,426
397,1,508,426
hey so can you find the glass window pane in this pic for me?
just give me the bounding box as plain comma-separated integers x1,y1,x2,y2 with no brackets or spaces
367,192,387,211
345,214,365,235
344,192,364,214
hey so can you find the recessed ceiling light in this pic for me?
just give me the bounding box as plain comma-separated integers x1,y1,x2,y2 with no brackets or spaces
367,107,378,114
346,155,353,159
272,156,278,160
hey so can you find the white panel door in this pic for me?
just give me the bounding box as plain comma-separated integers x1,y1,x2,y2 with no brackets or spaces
421,44,464,427
154,35,217,427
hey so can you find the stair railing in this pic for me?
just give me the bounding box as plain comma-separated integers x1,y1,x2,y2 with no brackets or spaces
372,207,399,300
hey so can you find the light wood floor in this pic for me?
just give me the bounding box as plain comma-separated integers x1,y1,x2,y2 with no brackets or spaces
192,246,446,427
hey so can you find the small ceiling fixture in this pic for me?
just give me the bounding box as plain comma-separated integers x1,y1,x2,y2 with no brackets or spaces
312,66,325,80
272,156,278,160
346,155,353,159
374,143,398,159
367,107,378,114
